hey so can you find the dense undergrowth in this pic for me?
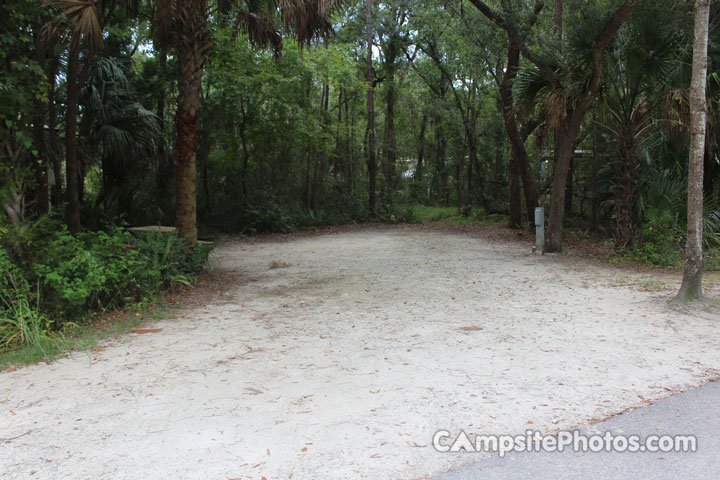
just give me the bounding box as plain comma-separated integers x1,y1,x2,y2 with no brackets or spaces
0,218,213,355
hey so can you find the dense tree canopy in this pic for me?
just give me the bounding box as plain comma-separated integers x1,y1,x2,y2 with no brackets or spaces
2,0,720,282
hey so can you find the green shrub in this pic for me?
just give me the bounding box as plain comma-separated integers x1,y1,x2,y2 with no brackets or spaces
0,240,53,350
130,230,214,283
376,203,416,223
18,226,214,323
33,228,153,317
631,211,684,267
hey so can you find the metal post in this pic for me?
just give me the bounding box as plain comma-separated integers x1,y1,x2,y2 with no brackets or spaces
534,207,544,253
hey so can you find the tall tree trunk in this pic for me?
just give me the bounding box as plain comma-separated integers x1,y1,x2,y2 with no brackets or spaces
305,147,313,209
384,73,397,203
239,123,250,199
333,87,343,181
456,134,465,214
414,112,427,200
508,154,521,228
554,0,563,41
345,93,352,191
47,59,62,209
466,127,483,212
500,44,538,225
435,125,448,205
174,32,207,243
31,36,49,216
675,0,710,303
545,116,583,252
613,132,639,247
590,109,599,231
564,150,573,214
197,121,212,218
465,99,477,209
157,47,168,153
64,41,82,234
365,0,376,215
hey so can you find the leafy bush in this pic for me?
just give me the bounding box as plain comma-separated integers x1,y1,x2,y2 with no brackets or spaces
375,203,416,223
34,228,156,317
631,211,684,267
130,230,214,284
0,221,214,341
238,203,296,234
31,227,213,320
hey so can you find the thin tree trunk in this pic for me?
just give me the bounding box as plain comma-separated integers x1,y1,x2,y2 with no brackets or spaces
349,106,355,193
465,98,477,209
64,40,82,234
414,112,427,200
30,34,49,216
333,87,343,181
48,59,62,208
675,0,710,303
345,94,352,187
564,152,573,214
508,154,521,228
456,134,465,214
590,108,599,231
384,72,397,203
239,124,250,199
554,0,563,42
365,0,376,215
305,147,313,209
197,122,211,217
436,127,448,205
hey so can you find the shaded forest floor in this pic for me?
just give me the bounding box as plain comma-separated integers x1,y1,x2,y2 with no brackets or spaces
1,226,719,479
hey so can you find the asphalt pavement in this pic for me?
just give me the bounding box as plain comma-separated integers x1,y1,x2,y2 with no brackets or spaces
432,380,720,480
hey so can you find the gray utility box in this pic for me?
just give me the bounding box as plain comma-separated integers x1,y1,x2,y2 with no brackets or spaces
534,207,545,252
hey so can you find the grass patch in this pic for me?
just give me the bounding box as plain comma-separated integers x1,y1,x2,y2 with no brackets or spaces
639,279,667,291
408,205,458,222
0,271,226,371
0,296,174,370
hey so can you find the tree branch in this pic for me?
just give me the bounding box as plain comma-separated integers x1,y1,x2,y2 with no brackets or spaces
466,0,557,84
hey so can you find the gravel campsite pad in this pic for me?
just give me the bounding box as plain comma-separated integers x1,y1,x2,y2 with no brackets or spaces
2,228,720,479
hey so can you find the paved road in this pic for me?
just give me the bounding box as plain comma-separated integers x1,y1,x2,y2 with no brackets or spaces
432,380,720,480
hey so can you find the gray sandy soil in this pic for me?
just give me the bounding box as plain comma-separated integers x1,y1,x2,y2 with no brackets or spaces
1,229,719,479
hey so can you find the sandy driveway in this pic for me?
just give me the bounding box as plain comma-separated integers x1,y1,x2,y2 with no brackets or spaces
2,228,720,479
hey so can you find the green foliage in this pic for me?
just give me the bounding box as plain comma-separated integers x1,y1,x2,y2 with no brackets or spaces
231,202,367,234
0,235,54,351
0,220,214,348
32,228,212,319
408,205,457,222
34,228,155,316
630,211,684,267
375,204,416,224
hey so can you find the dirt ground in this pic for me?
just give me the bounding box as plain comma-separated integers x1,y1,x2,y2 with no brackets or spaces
2,228,720,479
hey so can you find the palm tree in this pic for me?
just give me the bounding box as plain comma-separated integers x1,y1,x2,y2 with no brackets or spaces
153,0,341,243
82,57,159,217
43,0,121,233
599,1,683,247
